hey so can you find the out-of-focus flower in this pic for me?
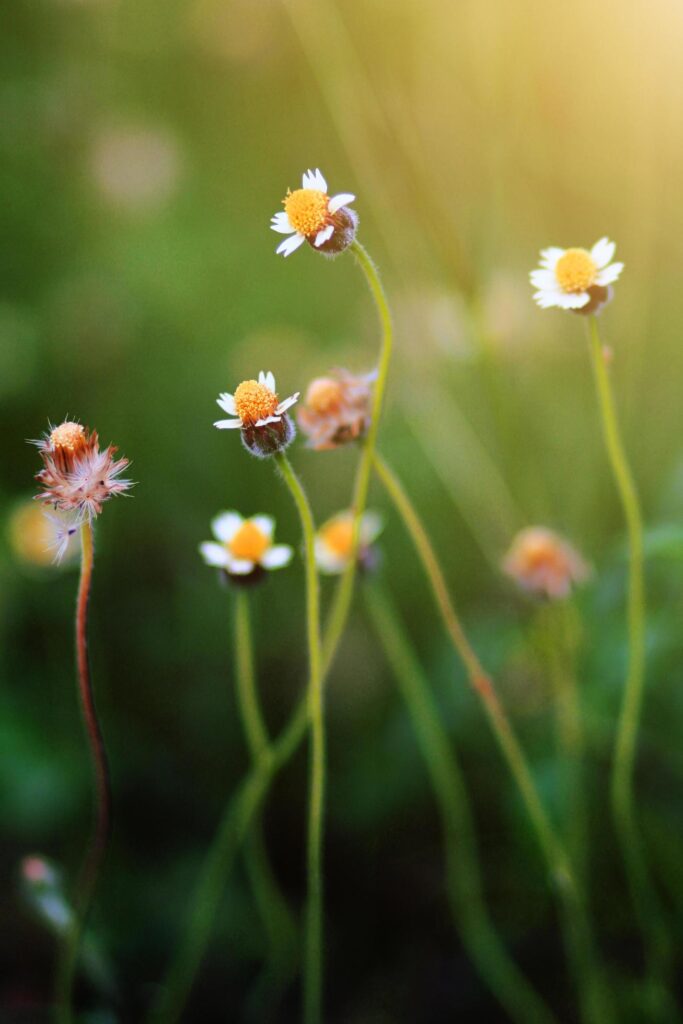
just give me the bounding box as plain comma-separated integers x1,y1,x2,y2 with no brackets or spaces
315,510,383,575
8,501,80,567
503,527,590,600
32,421,131,525
199,511,293,582
530,238,623,312
297,369,375,450
214,370,298,458
270,168,357,258
90,125,181,212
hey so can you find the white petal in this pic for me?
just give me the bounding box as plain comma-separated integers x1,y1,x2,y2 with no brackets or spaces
596,262,623,286
258,370,276,391
216,393,236,415
361,510,383,545
211,511,243,543
199,541,229,568
303,168,327,192
254,414,282,427
533,290,566,309
214,418,243,429
328,192,355,214
276,393,299,414
261,544,294,569
270,212,295,235
539,247,565,269
225,557,255,575
556,291,590,309
314,225,335,247
314,538,345,574
530,269,558,289
276,233,306,257
250,515,274,541
591,237,615,269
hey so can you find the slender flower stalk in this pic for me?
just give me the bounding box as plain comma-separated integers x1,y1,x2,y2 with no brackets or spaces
322,239,393,668
273,452,324,1024
371,451,614,1024
233,592,296,1000
56,521,112,1024
586,316,672,1006
365,582,559,1024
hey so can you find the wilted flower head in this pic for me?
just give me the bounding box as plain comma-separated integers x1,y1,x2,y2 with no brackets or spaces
199,510,293,584
530,238,623,313
270,168,357,258
297,369,376,450
315,509,383,575
503,527,590,600
214,370,298,458
33,421,131,522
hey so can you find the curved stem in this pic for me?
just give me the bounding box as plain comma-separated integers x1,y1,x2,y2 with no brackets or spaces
365,582,559,1024
587,317,673,1011
322,239,393,669
372,451,614,1024
274,452,324,1024
56,520,112,1024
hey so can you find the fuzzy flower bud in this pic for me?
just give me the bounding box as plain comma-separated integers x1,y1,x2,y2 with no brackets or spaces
503,527,590,601
297,369,375,450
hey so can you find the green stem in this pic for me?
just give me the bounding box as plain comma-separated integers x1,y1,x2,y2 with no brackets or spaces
56,521,111,1024
586,317,673,1013
372,451,614,1024
322,239,393,670
365,582,559,1024
274,452,324,1024
233,592,295,993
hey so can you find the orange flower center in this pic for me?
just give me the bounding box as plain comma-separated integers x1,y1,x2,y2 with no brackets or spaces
522,538,566,573
233,380,279,425
320,517,355,558
283,188,329,237
554,249,597,293
228,521,270,562
50,421,87,453
305,377,344,415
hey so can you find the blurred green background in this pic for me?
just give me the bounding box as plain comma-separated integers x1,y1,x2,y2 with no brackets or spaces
3,0,683,1019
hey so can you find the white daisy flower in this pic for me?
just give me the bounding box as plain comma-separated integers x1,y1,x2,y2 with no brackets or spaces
214,370,299,430
530,238,623,311
270,168,356,258
199,510,294,577
314,509,383,575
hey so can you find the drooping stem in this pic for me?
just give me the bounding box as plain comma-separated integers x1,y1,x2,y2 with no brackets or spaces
372,450,614,1024
586,317,672,1010
274,451,324,1024
56,520,112,1024
365,582,559,1024
322,239,393,669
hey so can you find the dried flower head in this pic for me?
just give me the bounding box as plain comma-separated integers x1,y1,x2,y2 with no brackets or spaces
503,527,590,600
33,421,131,522
297,369,376,450
199,510,293,584
270,168,357,258
214,370,299,458
314,509,383,575
530,238,623,313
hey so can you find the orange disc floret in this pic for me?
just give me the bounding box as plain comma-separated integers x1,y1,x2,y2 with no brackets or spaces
555,249,597,294
283,188,329,237
233,380,279,426
320,517,354,558
305,377,344,415
229,521,270,562
50,421,87,454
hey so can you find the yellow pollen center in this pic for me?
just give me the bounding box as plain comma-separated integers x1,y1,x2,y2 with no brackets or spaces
233,380,279,425
229,521,270,562
554,249,597,293
321,518,354,558
523,538,566,573
283,188,329,237
50,421,86,452
306,377,343,414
